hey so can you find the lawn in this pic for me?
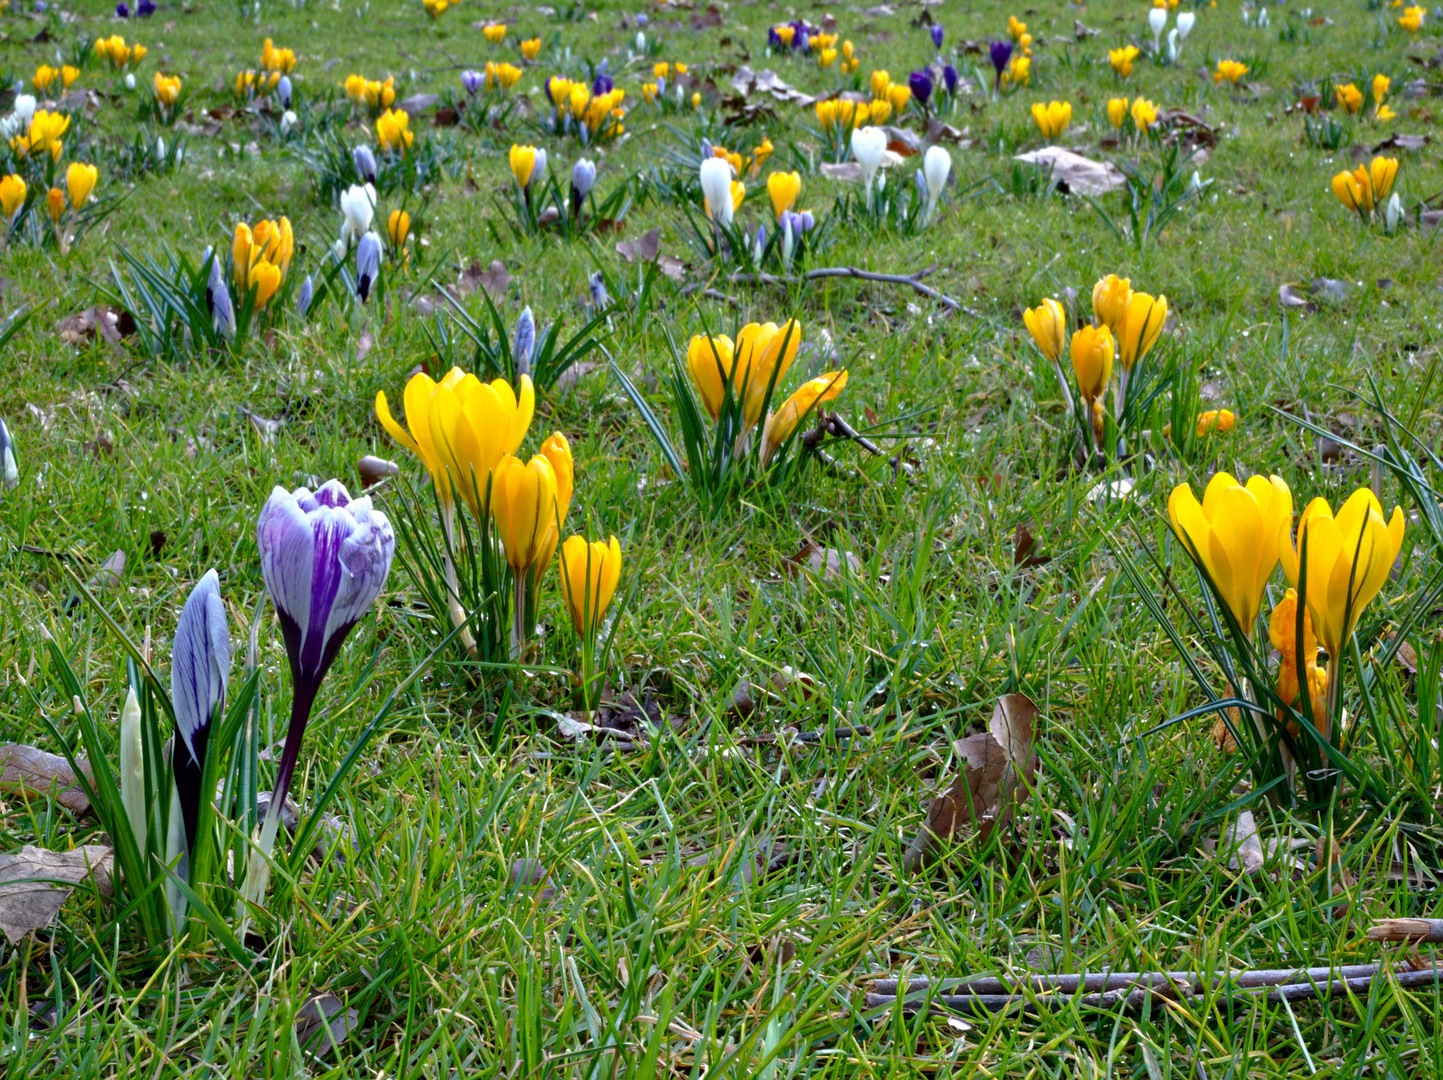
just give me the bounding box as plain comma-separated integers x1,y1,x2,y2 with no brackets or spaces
3,0,1443,1075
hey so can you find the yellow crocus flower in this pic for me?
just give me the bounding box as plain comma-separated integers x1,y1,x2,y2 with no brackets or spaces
1107,97,1129,128
687,334,736,419
761,370,848,464
47,187,64,224
767,171,801,218
1091,275,1132,332
509,144,538,188
490,454,558,573
559,535,623,636
1022,298,1067,363
1030,100,1071,139
376,108,414,153
1168,472,1294,636
1,174,27,218
1214,60,1248,85
65,163,97,211
1280,488,1405,659
1109,46,1139,78
1335,83,1363,114
521,38,542,60
1070,325,1114,403
1115,292,1167,370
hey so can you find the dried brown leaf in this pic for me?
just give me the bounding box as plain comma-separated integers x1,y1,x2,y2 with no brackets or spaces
0,844,113,943
0,745,93,815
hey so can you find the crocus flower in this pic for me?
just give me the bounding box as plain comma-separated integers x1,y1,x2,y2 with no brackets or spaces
989,40,1013,86
355,232,381,302
204,245,234,336
138,0,155,15
1107,97,1129,128
1023,298,1067,363
559,535,623,636
699,156,734,225
65,162,97,210
943,65,959,96
513,306,536,371
1269,590,1329,733
588,271,610,309
1031,100,1071,139
171,569,230,853
1070,324,1114,420
908,69,934,108
119,686,145,852
1215,60,1248,84
353,145,377,185
387,209,410,251
1176,11,1196,38
117,2,129,14
1116,292,1167,369
1280,488,1405,659
767,170,801,219
296,274,314,318
278,75,292,108
1385,191,1403,231
851,125,887,202
1148,6,1167,50
1131,98,1159,131
339,183,375,248
491,454,559,576
920,145,951,223
1110,45,1140,78
930,24,944,48
255,481,394,856
0,417,15,490
1091,275,1132,331
0,174,25,221
592,73,614,95
762,370,848,464
1169,473,1294,638
571,157,596,217
461,69,484,95
510,143,540,189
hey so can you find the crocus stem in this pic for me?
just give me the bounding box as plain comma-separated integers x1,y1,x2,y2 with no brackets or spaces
510,571,527,659
242,680,317,908
439,503,476,658
1052,358,1075,417
1115,368,1129,423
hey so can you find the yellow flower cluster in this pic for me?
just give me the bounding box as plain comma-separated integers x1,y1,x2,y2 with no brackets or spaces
1214,60,1248,85
46,163,98,224
260,38,296,73
32,65,79,94
815,98,888,133
423,0,451,17
1002,55,1031,88
9,109,70,161
152,73,182,108
1399,5,1424,30
707,138,773,181
1109,46,1140,78
547,80,626,138
232,217,294,310
235,70,281,98
521,38,542,60
376,109,414,153
483,23,506,44
94,35,146,68
1331,155,1398,219
1031,100,1071,139
344,74,397,111
686,320,804,429
485,61,522,91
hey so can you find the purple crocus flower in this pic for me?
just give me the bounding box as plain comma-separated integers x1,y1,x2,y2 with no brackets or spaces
277,74,292,108
295,274,314,319
171,569,230,853
353,144,377,184
355,232,381,302
137,0,155,15
930,24,944,49
256,481,394,816
909,69,934,107
461,69,484,95
943,64,959,96
116,2,130,15
799,209,816,232
592,72,614,95
989,40,1013,80
635,12,648,27
570,157,596,217
588,270,610,309
203,245,234,336
513,306,536,371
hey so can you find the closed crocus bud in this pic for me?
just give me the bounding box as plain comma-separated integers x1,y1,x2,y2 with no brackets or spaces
588,270,610,309
46,187,63,223
908,69,934,106
930,23,944,48
65,161,97,210
387,208,410,249
355,232,382,302
699,156,734,225
921,144,951,220
513,306,536,372
277,74,293,107
943,64,959,95
204,246,235,336
295,273,314,318
124,73,136,91
687,333,736,419
1385,191,1402,231
1070,324,1115,402
119,686,145,853
510,143,538,189
767,170,801,219
171,569,230,854
280,110,297,133
14,94,36,125
353,144,377,184
559,535,622,637
340,183,375,245
1023,298,1067,363
851,125,887,196
1091,274,1132,331
491,454,559,573
1148,6,1167,47
257,481,394,816
1107,97,1129,128
1116,292,1167,370
0,416,18,489
571,157,596,216
1369,155,1399,204
1177,11,1196,38
762,370,848,464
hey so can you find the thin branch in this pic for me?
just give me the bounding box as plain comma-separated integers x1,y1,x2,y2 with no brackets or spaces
684,266,985,319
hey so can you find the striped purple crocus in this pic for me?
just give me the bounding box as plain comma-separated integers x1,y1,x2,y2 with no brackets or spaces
256,481,394,819
171,569,230,853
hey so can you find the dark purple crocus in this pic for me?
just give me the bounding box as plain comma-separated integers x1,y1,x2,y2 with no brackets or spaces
943,64,959,96
256,481,394,819
115,1,129,14
930,24,944,49
909,69,934,108
137,0,155,15
989,39,1013,83
461,69,484,95
592,72,614,95
171,569,230,853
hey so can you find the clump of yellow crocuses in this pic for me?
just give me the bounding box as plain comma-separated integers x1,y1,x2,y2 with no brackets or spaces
1332,155,1399,226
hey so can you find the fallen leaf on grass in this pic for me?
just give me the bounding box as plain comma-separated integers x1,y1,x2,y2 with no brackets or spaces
616,225,661,264
1278,283,1316,311
820,161,864,182
1013,524,1050,568
57,306,136,346
903,693,1038,873
1013,147,1125,196
294,993,358,1057
0,844,113,944
1073,19,1100,38
729,66,812,104
65,549,125,613
785,539,862,582
456,259,510,300
240,407,283,444
357,455,398,487
0,745,93,815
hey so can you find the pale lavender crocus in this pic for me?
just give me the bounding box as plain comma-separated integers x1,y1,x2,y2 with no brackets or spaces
171,569,230,853
356,232,382,301
461,69,484,95
513,306,536,372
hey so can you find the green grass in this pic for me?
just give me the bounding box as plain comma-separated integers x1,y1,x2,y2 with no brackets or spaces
4,0,1443,1075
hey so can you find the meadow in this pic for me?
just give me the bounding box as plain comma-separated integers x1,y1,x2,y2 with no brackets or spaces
3,0,1443,1075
